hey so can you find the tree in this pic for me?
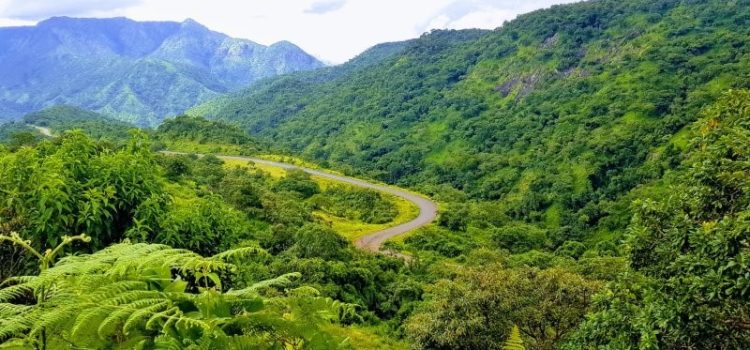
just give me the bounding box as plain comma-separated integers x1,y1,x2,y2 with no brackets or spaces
406,265,599,350
554,241,586,260
492,224,548,253
275,170,320,199
569,90,750,349
290,224,350,261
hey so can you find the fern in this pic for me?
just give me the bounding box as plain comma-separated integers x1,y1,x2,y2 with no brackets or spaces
502,325,526,350
0,242,351,349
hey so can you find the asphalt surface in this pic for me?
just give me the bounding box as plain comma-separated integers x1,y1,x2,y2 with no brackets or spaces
162,151,438,253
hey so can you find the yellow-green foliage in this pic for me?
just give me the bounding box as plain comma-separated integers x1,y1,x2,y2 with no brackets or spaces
222,157,420,242
222,158,288,178
502,325,526,350
0,243,353,349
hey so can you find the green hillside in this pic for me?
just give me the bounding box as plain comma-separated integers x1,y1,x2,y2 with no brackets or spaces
0,17,323,126
3,0,750,349
23,105,136,140
192,0,750,242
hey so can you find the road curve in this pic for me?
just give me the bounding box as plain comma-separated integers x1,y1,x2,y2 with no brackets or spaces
162,151,438,253
31,125,53,137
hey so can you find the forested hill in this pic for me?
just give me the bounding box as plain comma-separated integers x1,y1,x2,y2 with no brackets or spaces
191,0,750,237
0,17,323,126
23,105,135,139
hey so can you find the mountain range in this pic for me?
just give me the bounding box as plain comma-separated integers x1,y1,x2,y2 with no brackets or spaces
0,17,323,126
190,0,750,236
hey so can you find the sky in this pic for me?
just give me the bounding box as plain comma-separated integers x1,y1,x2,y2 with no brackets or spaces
0,0,578,63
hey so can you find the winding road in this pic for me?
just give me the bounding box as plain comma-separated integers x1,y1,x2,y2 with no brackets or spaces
162,152,439,253
31,125,53,137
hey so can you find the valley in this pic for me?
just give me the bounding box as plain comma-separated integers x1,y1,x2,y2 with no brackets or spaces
1,0,750,349
162,150,438,252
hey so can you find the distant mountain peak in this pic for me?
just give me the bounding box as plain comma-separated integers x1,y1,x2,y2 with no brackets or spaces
0,17,324,126
179,18,209,30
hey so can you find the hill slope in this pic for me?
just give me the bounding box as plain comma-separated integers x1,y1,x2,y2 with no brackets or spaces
192,0,750,238
22,105,135,140
0,17,323,126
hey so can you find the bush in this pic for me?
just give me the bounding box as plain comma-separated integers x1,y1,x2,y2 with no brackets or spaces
491,224,548,253
555,241,587,260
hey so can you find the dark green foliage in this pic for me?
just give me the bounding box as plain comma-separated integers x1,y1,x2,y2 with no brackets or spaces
569,90,750,349
404,226,473,258
0,130,164,252
23,105,135,140
437,204,470,231
194,0,750,243
491,224,547,254
406,266,600,350
312,185,398,224
290,223,350,261
555,241,587,260
156,115,258,147
275,170,321,199
127,194,255,256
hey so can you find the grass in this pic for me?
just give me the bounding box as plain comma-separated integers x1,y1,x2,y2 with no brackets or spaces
314,194,419,241
255,154,343,175
220,155,421,242
324,324,408,350
221,158,288,178
162,140,246,155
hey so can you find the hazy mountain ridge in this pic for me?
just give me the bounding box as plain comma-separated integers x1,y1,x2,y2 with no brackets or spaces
0,17,324,126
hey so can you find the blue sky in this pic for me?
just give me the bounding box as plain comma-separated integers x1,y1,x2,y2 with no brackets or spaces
0,0,579,63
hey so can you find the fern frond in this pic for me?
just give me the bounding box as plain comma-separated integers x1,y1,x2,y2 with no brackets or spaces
124,303,175,334
88,280,149,301
0,285,33,303
211,246,268,261
0,337,33,349
0,276,35,287
287,286,321,297
0,315,32,341
27,304,78,339
502,325,526,350
71,305,117,339
153,334,183,350
101,290,163,306
228,273,302,296
97,305,140,340
0,303,32,317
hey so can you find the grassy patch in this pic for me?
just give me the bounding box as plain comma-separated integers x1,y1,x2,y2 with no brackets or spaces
222,158,288,178
323,325,408,350
315,192,419,241
222,155,421,241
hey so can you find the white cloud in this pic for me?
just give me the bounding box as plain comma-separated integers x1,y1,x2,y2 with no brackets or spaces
0,0,577,63
0,17,35,27
0,0,141,20
446,8,516,29
305,0,347,14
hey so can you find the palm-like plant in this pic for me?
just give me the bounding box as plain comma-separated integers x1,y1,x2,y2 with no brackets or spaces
0,241,353,349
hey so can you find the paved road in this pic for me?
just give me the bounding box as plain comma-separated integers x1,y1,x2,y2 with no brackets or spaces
162,152,438,253
31,125,53,137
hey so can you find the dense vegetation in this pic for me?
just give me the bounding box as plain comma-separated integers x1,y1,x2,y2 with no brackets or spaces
2,0,750,348
311,186,398,224
153,115,265,155
0,17,323,125
0,130,422,348
23,105,135,140
193,0,750,248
